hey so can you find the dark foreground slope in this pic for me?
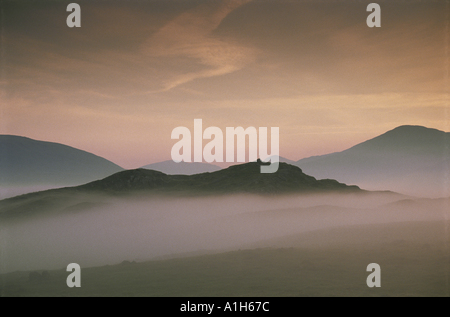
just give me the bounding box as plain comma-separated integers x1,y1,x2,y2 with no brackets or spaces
1,219,448,297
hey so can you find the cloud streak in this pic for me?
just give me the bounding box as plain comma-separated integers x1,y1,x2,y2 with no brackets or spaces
141,0,256,92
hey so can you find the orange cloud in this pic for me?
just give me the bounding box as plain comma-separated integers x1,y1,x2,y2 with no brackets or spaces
141,0,256,92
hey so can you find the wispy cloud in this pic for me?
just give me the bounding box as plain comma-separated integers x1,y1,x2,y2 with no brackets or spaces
141,0,256,92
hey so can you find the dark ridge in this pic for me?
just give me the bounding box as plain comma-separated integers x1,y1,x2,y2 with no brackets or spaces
75,160,360,195
0,161,363,218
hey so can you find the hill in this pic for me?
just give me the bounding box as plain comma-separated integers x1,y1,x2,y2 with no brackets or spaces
80,160,361,195
140,160,221,175
0,161,362,218
140,156,296,175
0,135,124,187
295,125,450,197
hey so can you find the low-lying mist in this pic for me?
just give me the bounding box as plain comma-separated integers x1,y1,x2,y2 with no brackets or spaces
1,192,449,273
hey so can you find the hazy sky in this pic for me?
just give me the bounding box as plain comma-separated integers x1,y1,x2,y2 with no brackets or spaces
1,0,448,168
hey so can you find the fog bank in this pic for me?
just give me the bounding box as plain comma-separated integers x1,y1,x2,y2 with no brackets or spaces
1,193,448,273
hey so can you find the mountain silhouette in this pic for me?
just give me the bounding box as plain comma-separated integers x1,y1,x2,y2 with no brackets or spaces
0,135,124,187
295,125,450,197
140,156,296,175
141,160,221,175
0,161,362,218
80,160,361,195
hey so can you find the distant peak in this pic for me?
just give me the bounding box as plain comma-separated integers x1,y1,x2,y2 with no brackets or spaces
387,125,445,134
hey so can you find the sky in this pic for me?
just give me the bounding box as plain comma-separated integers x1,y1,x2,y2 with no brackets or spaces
1,0,449,169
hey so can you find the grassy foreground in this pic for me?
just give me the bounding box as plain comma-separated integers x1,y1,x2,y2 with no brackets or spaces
1,221,449,297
